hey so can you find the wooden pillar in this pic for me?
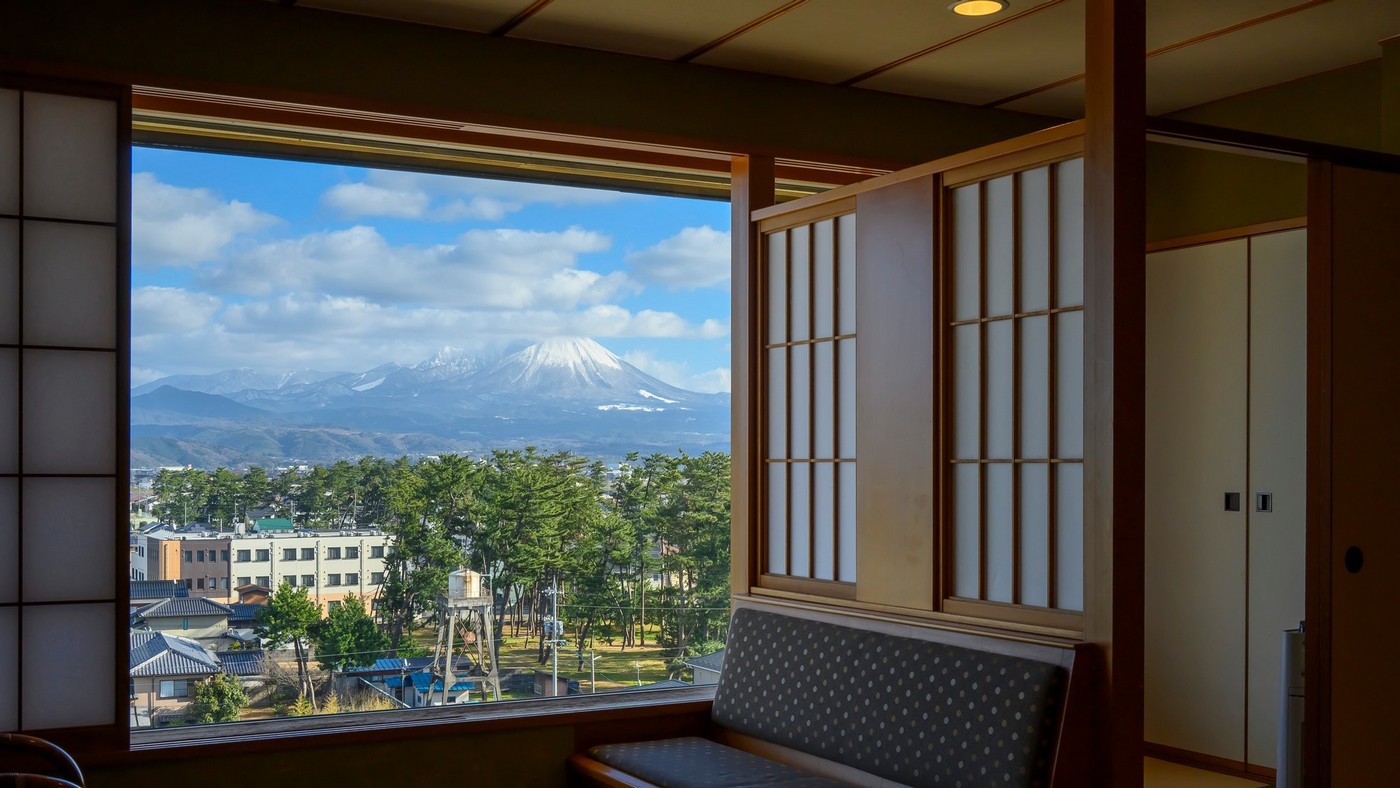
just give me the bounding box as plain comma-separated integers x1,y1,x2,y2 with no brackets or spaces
1083,0,1146,785
730,155,775,599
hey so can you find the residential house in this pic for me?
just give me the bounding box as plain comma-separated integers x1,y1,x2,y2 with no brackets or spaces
128,631,222,728
130,597,234,651
4,2,1399,786
128,579,188,615
683,650,725,687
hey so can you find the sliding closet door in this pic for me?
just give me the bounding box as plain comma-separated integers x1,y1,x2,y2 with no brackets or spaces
1144,240,1249,761
1246,228,1306,770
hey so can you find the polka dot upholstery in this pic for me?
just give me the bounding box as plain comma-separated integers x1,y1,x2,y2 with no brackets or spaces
589,736,847,787
709,609,1066,788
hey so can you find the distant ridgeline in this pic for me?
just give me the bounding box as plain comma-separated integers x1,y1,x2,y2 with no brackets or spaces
131,338,729,469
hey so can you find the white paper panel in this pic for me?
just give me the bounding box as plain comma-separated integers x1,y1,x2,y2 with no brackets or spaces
767,348,786,459
986,319,1013,459
23,477,115,602
0,480,15,604
813,341,834,458
838,462,856,582
1019,166,1051,312
23,603,116,728
953,325,980,459
767,231,787,343
23,93,117,223
790,224,810,342
986,175,1014,317
22,349,116,474
766,463,787,575
1055,158,1085,307
1056,463,1084,611
0,220,17,344
790,343,810,458
1020,316,1050,458
1057,310,1085,459
23,221,116,348
953,463,980,598
838,339,856,457
813,219,835,338
812,462,835,581
0,90,18,216
952,184,981,321
986,463,1014,604
0,606,15,732
0,349,15,475
790,462,811,578
837,213,856,335
1019,463,1050,607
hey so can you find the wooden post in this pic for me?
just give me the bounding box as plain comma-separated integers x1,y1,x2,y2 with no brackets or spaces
731,155,775,599
1083,0,1146,785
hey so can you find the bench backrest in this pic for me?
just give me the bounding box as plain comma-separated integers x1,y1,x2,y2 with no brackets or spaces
711,608,1066,788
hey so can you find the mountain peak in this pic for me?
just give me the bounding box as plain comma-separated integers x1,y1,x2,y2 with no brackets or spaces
417,346,477,370
522,337,623,372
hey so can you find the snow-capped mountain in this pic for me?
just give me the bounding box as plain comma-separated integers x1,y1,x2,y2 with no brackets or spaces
130,338,729,468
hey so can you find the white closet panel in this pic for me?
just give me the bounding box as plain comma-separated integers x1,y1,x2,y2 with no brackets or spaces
22,603,115,729
0,479,15,604
1145,238,1249,761
0,220,17,344
1246,228,1308,768
0,90,17,216
22,92,117,223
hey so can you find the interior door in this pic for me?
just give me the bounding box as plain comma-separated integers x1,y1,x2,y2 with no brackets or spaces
1144,239,1249,761
1312,163,1400,786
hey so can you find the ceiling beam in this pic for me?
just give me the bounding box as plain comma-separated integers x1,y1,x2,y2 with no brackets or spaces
490,0,555,37
675,0,810,64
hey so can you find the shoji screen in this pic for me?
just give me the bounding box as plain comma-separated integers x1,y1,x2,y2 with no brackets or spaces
0,79,127,742
944,157,1084,628
760,207,857,592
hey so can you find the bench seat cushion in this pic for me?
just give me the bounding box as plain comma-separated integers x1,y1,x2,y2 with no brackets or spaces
587,736,848,787
712,608,1066,787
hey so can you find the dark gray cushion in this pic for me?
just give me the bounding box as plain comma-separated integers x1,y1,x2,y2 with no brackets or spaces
711,608,1065,787
588,736,846,787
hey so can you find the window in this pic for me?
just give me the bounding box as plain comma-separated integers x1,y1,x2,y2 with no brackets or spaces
346,572,359,586
284,575,296,586
328,601,341,611
345,546,359,559
370,572,384,585
237,576,251,587
301,548,315,560
302,574,316,587
183,550,192,563
326,547,341,560
370,546,384,559
256,575,270,586
158,680,189,699
196,579,204,590
256,549,270,562
219,578,228,589
326,573,341,586
283,548,296,561
220,550,229,562
236,549,250,562
183,579,193,590
197,550,205,562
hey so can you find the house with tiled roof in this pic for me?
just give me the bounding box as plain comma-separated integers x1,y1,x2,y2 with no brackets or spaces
129,579,189,611
682,649,725,686
128,632,221,728
130,597,234,649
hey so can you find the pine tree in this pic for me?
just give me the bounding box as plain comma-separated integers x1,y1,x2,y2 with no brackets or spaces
257,582,322,707
310,594,390,671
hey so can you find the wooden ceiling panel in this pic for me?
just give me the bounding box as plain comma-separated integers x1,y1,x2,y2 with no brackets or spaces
507,0,793,61
1143,0,1400,114
858,0,1085,106
298,0,530,33
1144,0,1322,51
692,0,1057,86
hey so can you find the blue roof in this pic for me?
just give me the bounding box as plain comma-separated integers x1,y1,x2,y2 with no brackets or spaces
131,596,233,624
348,656,470,675
227,603,262,626
219,650,266,677
129,632,221,677
130,580,189,600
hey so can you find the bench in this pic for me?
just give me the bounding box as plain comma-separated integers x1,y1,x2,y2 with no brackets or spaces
569,603,1091,787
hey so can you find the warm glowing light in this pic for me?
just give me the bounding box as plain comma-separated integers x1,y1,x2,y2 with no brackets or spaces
949,0,1009,16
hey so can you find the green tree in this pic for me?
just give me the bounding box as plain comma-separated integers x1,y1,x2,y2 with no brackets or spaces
257,582,322,707
188,673,247,724
310,594,390,671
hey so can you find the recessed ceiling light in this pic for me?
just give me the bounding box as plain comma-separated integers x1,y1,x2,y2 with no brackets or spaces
949,0,1010,16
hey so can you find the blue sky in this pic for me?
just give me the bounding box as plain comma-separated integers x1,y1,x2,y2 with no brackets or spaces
130,147,733,392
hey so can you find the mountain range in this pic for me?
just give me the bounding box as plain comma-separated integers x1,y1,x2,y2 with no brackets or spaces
131,337,730,469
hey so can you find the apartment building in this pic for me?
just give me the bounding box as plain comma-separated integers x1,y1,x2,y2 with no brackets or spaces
141,528,390,612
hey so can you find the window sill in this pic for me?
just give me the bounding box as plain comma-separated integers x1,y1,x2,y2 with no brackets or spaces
123,684,715,761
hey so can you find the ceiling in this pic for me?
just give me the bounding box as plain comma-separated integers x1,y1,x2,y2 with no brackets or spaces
289,0,1400,117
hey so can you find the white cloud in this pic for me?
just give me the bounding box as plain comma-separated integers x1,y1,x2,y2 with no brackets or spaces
198,224,631,310
622,350,731,394
131,286,223,335
130,367,168,387
322,170,632,222
132,173,279,267
625,225,730,290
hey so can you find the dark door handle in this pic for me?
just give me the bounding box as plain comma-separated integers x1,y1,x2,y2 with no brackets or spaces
1345,546,1363,574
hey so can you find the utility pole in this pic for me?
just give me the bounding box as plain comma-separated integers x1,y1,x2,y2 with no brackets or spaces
542,576,566,697
634,661,643,686
588,650,600,694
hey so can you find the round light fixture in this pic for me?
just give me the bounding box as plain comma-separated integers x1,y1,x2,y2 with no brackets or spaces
949,0,1010,16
